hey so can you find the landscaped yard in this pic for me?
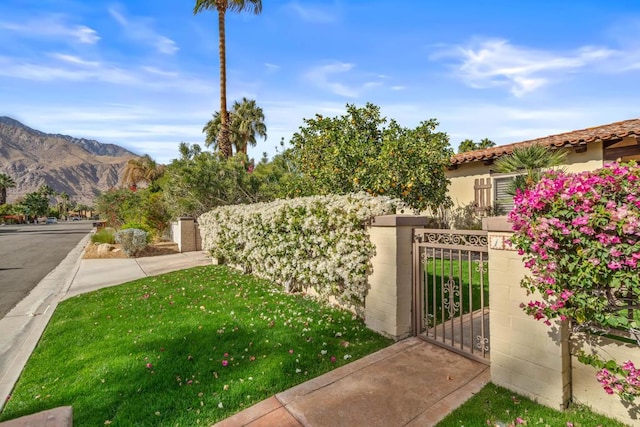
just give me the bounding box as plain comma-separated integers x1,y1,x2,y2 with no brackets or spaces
437,382,628,427
0,265,392,426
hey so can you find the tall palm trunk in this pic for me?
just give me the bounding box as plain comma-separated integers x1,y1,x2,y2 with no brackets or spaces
217,5,233,158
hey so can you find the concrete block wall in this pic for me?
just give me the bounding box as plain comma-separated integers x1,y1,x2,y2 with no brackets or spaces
171,217,202,253
485,218,571,410
365,215,428,341
485,217,640,424
571,334,640,425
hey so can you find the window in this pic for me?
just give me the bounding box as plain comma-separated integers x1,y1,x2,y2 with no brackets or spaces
493,175,522,214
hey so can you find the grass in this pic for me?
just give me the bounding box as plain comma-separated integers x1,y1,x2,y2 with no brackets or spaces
422,256,489,326
91,227,116,244
437,383,628,427
0,265,392,426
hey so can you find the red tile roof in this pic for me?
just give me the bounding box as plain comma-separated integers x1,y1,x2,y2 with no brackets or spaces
450,118,640,165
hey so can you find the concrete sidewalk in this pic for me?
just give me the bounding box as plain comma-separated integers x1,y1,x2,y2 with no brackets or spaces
0,237,490,426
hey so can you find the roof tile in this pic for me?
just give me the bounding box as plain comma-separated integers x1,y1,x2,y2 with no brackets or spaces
450,118,640,165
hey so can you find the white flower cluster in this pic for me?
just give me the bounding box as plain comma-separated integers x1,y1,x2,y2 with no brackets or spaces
199,193,402,310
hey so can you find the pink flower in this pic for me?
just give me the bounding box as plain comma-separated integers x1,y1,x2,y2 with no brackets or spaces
516,417,524,424
222,360,228,367
289,349,294,354
330,356,336,363
146,363,152,369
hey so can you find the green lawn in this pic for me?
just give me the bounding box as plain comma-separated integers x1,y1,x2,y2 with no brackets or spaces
437,383,628,427
422,256,489,326
0,265,392,426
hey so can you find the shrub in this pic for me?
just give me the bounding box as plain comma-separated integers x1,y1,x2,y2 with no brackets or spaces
121,222,152,242
510,162,640,401
199,193,403,314
114,228,148,256
91,228,116,244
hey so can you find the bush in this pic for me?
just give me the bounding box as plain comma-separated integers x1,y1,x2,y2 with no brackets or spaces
121,222,152,242
199,193,403,314
510,162,640,401
114,228,149,256
91,228,116,244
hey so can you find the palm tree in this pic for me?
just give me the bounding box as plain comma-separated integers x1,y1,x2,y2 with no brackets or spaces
457,139,477,153
193,0,263,159
203,111,223,151
478,138,496,149
203,98,267,155
121,155,165,189
231,97,266,155
0,173,16,205
494,144,567,195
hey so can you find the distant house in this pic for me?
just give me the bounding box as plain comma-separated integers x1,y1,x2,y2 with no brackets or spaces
446,118,640,213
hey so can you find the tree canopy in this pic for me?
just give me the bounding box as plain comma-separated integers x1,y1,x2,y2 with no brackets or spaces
203,98,267,156
288,103,453,212
457,137,496,153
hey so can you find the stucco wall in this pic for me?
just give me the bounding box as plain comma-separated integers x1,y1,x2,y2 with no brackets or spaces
446,162,491,208
446,141,605,208
485,217,640,424
572,334,640,425
487,230,571,410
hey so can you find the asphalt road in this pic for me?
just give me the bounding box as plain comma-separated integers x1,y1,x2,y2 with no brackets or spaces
0,221,93,318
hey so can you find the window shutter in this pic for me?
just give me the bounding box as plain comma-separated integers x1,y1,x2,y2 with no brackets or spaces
494,177,515,213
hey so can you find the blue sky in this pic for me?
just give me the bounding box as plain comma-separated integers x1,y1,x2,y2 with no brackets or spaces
1,0,639,164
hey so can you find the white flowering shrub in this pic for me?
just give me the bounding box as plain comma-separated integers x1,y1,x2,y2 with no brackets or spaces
115,228,149,256
199,193,403,312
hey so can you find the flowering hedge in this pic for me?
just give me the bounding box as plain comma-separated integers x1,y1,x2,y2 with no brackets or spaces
509,162,640,401
198,193,403,313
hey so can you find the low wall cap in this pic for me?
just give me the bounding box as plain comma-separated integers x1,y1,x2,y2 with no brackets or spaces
371,215,430,227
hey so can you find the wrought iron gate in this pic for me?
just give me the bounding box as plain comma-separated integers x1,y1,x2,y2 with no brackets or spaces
413,229,490,363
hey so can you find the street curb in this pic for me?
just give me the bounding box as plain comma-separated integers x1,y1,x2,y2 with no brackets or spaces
0,233,91,413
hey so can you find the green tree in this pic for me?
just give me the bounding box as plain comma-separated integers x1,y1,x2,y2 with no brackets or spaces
478,138,496,149
203,98,267,155
289,103,453,212
194,0,263,159
163,144,263,217
0,173,16,205
38,184,54,197
57,191,70,218
457,138,495,153
231,97,267,154
121,155,165,189
457,139,477,153
494,144,567,195
21,191,49,217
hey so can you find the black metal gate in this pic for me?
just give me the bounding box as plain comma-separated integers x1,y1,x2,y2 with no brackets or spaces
413,229,490,363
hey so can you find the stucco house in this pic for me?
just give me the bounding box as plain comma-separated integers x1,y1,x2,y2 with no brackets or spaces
446,118,640,213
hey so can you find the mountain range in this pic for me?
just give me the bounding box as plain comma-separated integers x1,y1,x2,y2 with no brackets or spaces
0,116,140,205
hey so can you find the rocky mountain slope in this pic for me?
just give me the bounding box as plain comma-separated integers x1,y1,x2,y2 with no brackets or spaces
0,116,140,205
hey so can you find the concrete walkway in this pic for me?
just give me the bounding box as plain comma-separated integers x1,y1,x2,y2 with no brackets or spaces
0,236,490,426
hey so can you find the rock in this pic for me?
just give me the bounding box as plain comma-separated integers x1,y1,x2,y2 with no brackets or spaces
96,244,114,255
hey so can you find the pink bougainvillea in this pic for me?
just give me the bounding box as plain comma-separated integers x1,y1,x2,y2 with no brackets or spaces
510,162,640,401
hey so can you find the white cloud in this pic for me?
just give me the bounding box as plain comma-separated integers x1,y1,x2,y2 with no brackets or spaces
284,2,339,24
0,15,99,44
0,55,137,84
108,5,178,55
49,53,100,68
434,39,616,96
305,62,391,98
0,53,215,94
264,63,280,72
